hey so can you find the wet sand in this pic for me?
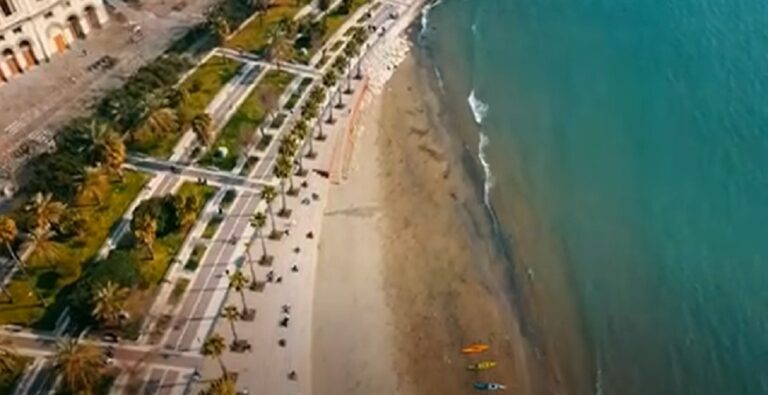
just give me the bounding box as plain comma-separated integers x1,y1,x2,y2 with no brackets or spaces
312,54,553,394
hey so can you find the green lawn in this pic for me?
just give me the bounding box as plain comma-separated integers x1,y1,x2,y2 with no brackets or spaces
226,5,301,53
178,56,243,121
0,172,149,327
130,56,243,159
127,182,215,285
201,217,223,239
285,77,313,111
184,243,207,271
167,277,190,305
0,356,31,394
200,70,296,170
114,182,214,339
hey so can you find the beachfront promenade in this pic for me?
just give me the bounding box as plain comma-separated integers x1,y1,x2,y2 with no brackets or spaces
0,0,417,393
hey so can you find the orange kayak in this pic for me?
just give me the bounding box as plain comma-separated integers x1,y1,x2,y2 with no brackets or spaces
461,343,490,354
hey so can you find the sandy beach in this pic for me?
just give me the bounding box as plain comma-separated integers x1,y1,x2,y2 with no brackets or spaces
312,50,554,394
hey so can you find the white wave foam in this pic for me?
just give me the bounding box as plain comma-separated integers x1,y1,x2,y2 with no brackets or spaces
433,67,445,92
468,90,489,125
420,0,444,37
478,132,494,206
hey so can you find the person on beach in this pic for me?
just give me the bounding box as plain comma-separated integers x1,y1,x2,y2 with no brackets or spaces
291,265,299,273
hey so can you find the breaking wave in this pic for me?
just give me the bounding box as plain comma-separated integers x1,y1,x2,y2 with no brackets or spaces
468,89,489,125
420,0,444,37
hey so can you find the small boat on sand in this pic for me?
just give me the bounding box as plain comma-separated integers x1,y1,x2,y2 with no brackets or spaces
467,360,496,371
461,343,490,354
473,382,506,391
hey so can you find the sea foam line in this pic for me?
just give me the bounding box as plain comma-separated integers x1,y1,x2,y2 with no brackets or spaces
478,132,494,206
420,0,444,37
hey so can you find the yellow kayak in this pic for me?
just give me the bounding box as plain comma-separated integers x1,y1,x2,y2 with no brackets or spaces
461,343,490,354
467,361,496,371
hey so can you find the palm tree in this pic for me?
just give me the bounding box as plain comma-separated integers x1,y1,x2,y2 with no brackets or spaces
85,120,112,161
133,93,178,140
22,227,60,271
228,270,250,317
25,192,66,233
322,71,337,123
202,372,236,395
201,333,228,375
294,119,314,158
0,337,19,374
92,281,128,327
1,216,46,305
77,166,108,206
243,240,258,287
221,304,240,343
209,14,230,44
273,155,291,215
192,112,215,147
260,186,279,236
54,338,105,394
0,217,19,302
277,153,296,194
249,212,269,264
132,216,157,260
101,132,127,182
281,134,303,178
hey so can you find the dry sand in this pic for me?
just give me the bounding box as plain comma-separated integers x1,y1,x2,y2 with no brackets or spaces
312,54,556,394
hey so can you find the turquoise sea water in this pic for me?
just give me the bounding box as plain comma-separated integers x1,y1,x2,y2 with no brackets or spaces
420,0,768,394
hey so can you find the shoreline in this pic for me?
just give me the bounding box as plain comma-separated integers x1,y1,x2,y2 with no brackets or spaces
312,36,556,393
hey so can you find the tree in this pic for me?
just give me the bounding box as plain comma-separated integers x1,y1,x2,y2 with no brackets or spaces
132,216,157,260
294,119,314,157
54,338,105,394
266,26,291,68
222,304,240,343
322,71,337,123
249,212,269,263
92,281,128,327
201,333,228,375
0,338,19,375
228,270,250,316
318,0,330,11
1,216,46,305
273,155,291,215
277,153,296,194
260,186,279,235
192,112,215,147
25,192,66,233
22,227,60,270
339,0,354,12
0,217,19,301
280,135,302,180
259,90,280,135
210,14,231,44
132,92,178,142
77,166,109,206
177,195,200,230
101,131,127,182
202,373,236,395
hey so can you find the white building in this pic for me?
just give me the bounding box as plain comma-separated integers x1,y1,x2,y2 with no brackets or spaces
0,0,108,84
